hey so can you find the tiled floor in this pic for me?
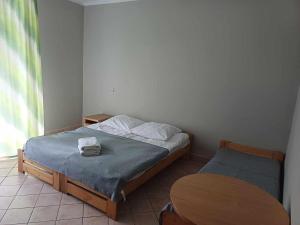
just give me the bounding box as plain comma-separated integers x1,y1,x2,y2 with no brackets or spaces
0,158,205,225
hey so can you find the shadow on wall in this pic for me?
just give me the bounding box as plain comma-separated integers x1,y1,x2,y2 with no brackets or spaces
283,87,300,225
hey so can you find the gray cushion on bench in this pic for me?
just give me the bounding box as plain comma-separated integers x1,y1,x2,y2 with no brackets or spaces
200,149,281,200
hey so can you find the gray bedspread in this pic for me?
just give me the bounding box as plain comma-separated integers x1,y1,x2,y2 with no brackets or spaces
200,149,282,199
24,127,169,201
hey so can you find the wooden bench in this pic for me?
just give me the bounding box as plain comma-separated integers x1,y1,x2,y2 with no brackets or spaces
160,140,285,225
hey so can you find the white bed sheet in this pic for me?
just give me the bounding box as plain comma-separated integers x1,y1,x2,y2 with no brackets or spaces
87,123,189,153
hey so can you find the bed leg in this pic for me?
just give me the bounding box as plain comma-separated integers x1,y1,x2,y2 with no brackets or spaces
60,174,67,193
53,172,60,191
18,149,24,174
107,200,117,220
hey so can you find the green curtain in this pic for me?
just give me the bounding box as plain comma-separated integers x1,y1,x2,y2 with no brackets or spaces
0,0,44,157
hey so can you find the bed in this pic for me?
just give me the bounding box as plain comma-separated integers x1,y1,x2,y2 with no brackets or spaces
159,140,285,225
18,115,192,220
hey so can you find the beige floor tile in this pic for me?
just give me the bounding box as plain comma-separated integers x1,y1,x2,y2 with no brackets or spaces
0,208,33,224
0,185,21,196
128,197,152,213
41,184,58,194
61,194,82,205
83,216,108,225
148,197,169,211
0,210,5,221
108,213,134,225
17,183,43,195
0,169,11,177
146,191,170,200
57,204,83,220
83,204,105,218
145,185,169,199
30,206,59,222
9,195,39,209
28,221,56,225
117,202,130,214
56,218,83,225
154,210,162,221
127,188,145,200
36,193,62,207
0,161,16,169
133,212,159,225
24,176,45,185
7,168,25,177
0,197,14,209
1,176,26,186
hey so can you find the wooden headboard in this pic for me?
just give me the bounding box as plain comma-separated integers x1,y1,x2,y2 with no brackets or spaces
219,140,284,162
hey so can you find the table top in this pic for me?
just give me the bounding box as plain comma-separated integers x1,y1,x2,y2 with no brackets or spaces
170,173,289,225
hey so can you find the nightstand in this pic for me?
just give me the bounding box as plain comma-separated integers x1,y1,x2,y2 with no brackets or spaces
82,114,111,126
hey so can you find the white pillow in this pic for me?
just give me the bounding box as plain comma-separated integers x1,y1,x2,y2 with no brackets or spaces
131,122,182,141
100,115,144,132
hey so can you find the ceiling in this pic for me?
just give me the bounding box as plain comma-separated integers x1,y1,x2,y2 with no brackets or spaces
68,0,137,6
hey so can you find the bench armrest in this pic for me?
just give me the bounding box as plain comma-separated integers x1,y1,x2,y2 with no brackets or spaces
219,140,284,162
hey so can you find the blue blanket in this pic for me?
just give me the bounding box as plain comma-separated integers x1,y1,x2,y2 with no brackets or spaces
25,127,169,201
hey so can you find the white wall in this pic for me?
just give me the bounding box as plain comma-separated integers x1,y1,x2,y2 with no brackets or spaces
284,87,300,225
83,0,300,155
38,0,84,132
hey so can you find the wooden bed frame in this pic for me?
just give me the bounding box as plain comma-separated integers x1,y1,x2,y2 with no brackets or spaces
18,139,191,220
161,139,285,225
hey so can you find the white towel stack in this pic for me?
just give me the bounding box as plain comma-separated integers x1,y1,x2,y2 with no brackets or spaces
78,137,101,156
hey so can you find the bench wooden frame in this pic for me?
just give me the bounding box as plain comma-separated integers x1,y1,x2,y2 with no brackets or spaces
219,140,284,162
18,141,191,220
161,139,285,225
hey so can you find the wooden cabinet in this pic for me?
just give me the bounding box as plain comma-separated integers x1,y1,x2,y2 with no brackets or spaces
82,114,111,126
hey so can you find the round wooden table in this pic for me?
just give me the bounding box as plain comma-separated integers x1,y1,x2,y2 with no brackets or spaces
170,173,289,225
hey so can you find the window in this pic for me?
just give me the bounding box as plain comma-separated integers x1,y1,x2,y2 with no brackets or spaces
0,0,44,157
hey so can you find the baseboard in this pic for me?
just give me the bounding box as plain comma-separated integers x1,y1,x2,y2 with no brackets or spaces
45,123,82,135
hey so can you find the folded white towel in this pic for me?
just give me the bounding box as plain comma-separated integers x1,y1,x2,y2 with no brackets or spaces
78,137,101,156
80,147,101,156
78,137,99,148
